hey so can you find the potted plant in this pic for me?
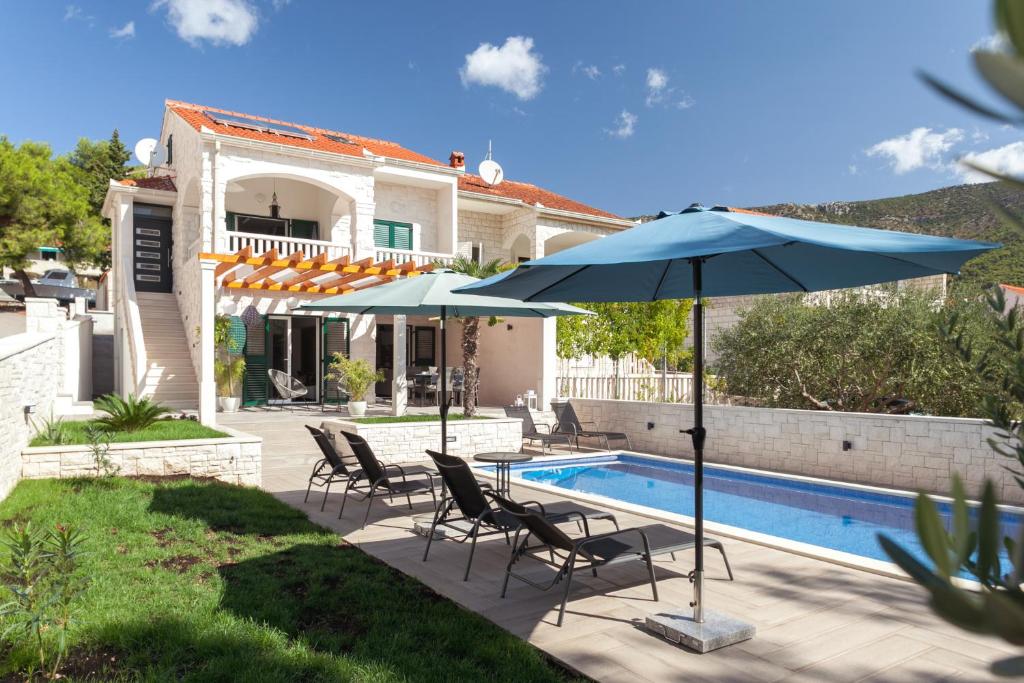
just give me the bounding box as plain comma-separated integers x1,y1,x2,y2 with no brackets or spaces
213,314,246,412
326,353,383,417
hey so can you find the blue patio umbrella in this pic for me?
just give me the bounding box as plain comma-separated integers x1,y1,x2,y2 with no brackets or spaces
456,204,999,636
300,270,591,454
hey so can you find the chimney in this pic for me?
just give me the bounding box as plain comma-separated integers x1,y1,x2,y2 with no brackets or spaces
449,151,466,170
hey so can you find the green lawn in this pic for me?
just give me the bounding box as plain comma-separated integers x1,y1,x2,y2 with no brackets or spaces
0,477,577,682
30,420,228,447
352,414,492,424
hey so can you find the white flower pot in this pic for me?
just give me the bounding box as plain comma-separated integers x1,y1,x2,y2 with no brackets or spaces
219,396,240,413
348,400,368,417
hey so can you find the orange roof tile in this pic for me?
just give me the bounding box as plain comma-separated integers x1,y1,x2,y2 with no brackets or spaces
167,100,444,167
119,176,177,192
458,173,624,221
1002,283,1024,295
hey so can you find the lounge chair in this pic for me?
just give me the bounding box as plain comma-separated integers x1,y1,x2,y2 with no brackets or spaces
504,405,574,454
553,401,632,450
492,494,733,626
337,431,437,528
422,449,619,581
303,425,366,511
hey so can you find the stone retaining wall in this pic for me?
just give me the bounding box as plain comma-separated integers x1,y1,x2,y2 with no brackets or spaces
567,398,1021,504
320,417,523,463
22,426,262,486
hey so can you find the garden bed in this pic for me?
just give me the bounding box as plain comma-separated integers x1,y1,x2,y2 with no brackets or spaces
29,419,227,447
0,477,578,682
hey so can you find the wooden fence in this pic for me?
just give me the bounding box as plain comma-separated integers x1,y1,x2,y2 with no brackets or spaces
556,373,694,403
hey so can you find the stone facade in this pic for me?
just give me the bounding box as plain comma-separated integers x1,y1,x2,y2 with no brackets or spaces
375,182,439,252
22,427,262,486
0,334,63,500
568,398,1023,504
456,209,505,262
320,417,522,463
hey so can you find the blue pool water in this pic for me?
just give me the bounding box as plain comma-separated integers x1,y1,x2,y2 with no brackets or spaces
506,454,1022,575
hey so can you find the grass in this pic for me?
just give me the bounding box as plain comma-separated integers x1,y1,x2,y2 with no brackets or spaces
0,477,578,682
29,420,228,447
351,414,492,424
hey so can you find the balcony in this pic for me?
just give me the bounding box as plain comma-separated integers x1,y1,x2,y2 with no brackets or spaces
227,231,350,261
374,247,455,269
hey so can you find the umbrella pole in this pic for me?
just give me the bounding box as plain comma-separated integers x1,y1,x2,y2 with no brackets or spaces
440,305,448,455
685,259,706,624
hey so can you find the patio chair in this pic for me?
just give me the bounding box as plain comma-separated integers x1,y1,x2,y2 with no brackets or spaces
422,450,619,581
493,494,733,626
268,369,309,409
553,401,632,450
504,405,574,454
303,425,365,511
337,431,437,528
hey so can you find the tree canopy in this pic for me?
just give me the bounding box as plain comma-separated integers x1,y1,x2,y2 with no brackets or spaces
0,137,107,272
556,299,693,368
712,286,1002,417
68,129,132,215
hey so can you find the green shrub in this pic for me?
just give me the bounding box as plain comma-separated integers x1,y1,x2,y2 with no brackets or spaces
326,355,383,401
93,394,172,432
31,413,68,447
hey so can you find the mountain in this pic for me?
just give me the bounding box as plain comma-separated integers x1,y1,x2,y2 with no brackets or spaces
636,183,1024,291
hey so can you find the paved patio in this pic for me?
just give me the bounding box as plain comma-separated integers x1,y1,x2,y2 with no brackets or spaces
221,409,1010,682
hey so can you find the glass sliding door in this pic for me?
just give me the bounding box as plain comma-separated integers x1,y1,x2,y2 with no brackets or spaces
266,316,320,404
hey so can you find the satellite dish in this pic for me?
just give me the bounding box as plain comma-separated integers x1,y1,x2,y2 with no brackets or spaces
134,138,167,167
478,159,504,186
478,140,504,186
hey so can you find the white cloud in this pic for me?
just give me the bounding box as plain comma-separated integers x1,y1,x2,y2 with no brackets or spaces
848,164,859,176
154,0,259,47
460,36,547,100
958,141,1024,182
581,64,601,80
605,110,637,139
110,21,135,39
971,33,1008,53
865,127,964,174
676,95,695,110
645,68,669,106
612,64,625,76
64,5,82,20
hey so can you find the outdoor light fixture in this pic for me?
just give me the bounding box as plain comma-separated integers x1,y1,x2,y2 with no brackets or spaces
269,191,281,219
286,296,299,310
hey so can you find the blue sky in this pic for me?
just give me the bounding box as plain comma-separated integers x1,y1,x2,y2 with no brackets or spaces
0,1,1017,217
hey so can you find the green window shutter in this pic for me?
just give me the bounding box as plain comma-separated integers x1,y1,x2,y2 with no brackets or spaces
225,211,237,232
242,316,269,406
373,219,414,249
290,219,318,240
322,318,351,404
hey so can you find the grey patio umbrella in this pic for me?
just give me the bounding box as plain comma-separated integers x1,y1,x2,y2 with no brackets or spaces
301,269,591,454
455,203,999,649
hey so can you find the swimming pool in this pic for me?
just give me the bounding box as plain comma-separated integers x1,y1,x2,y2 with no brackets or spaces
502,453,1022,575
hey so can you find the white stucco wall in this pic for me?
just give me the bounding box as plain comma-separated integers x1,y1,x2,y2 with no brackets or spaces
374,182,439,252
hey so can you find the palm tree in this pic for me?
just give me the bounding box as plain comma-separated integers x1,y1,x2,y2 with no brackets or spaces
448,255,505,416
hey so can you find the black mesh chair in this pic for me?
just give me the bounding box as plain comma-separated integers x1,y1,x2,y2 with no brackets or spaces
337,431,437,528
553,401,632,450
423,450,620,581
303,425,366,511
504,405,574,454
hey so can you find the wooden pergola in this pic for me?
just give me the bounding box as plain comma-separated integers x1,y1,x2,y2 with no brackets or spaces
198,247,433,295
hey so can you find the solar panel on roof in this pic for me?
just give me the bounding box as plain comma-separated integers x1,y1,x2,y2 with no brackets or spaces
205,111,314,141
324,134,356,145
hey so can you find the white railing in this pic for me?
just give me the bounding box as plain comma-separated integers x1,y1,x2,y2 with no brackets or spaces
118,255,147,396
556,373,695,403
227,231,350,261
374,247,455,268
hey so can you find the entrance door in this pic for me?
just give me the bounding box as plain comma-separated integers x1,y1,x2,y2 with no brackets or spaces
267,316,320,403
376,324,394,398
132,206,172,293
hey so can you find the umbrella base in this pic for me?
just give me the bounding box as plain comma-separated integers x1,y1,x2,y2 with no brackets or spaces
646,608,755,653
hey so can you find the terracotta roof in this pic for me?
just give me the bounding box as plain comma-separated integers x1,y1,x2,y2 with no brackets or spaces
458,173,624,220
167,100,444,167
119,176,177,192
1002,283,1024,295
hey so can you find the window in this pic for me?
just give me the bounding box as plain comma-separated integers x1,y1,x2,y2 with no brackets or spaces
227,212,318,240
373,219,413,250
412,326,435,366
166,135,173,165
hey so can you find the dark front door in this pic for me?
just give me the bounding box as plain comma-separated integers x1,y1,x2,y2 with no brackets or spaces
133,214,172,293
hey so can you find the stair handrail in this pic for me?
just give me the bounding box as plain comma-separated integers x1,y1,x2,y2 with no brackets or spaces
119,254,148,395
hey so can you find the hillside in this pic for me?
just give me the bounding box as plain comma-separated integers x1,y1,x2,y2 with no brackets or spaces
637,183,1024,291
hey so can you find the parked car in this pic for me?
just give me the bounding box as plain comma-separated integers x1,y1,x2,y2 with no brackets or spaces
0,269,96,307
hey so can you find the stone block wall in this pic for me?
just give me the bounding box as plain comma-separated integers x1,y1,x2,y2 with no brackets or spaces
0,334,63,500
320,417,523,463
457,210,505,262
22,428,262,486
568,398,1022,504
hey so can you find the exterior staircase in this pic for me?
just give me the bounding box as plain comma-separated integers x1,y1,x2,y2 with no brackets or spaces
135,292,199,410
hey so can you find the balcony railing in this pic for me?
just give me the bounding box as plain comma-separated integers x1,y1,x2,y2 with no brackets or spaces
226,231,350,261
374,247,455,268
